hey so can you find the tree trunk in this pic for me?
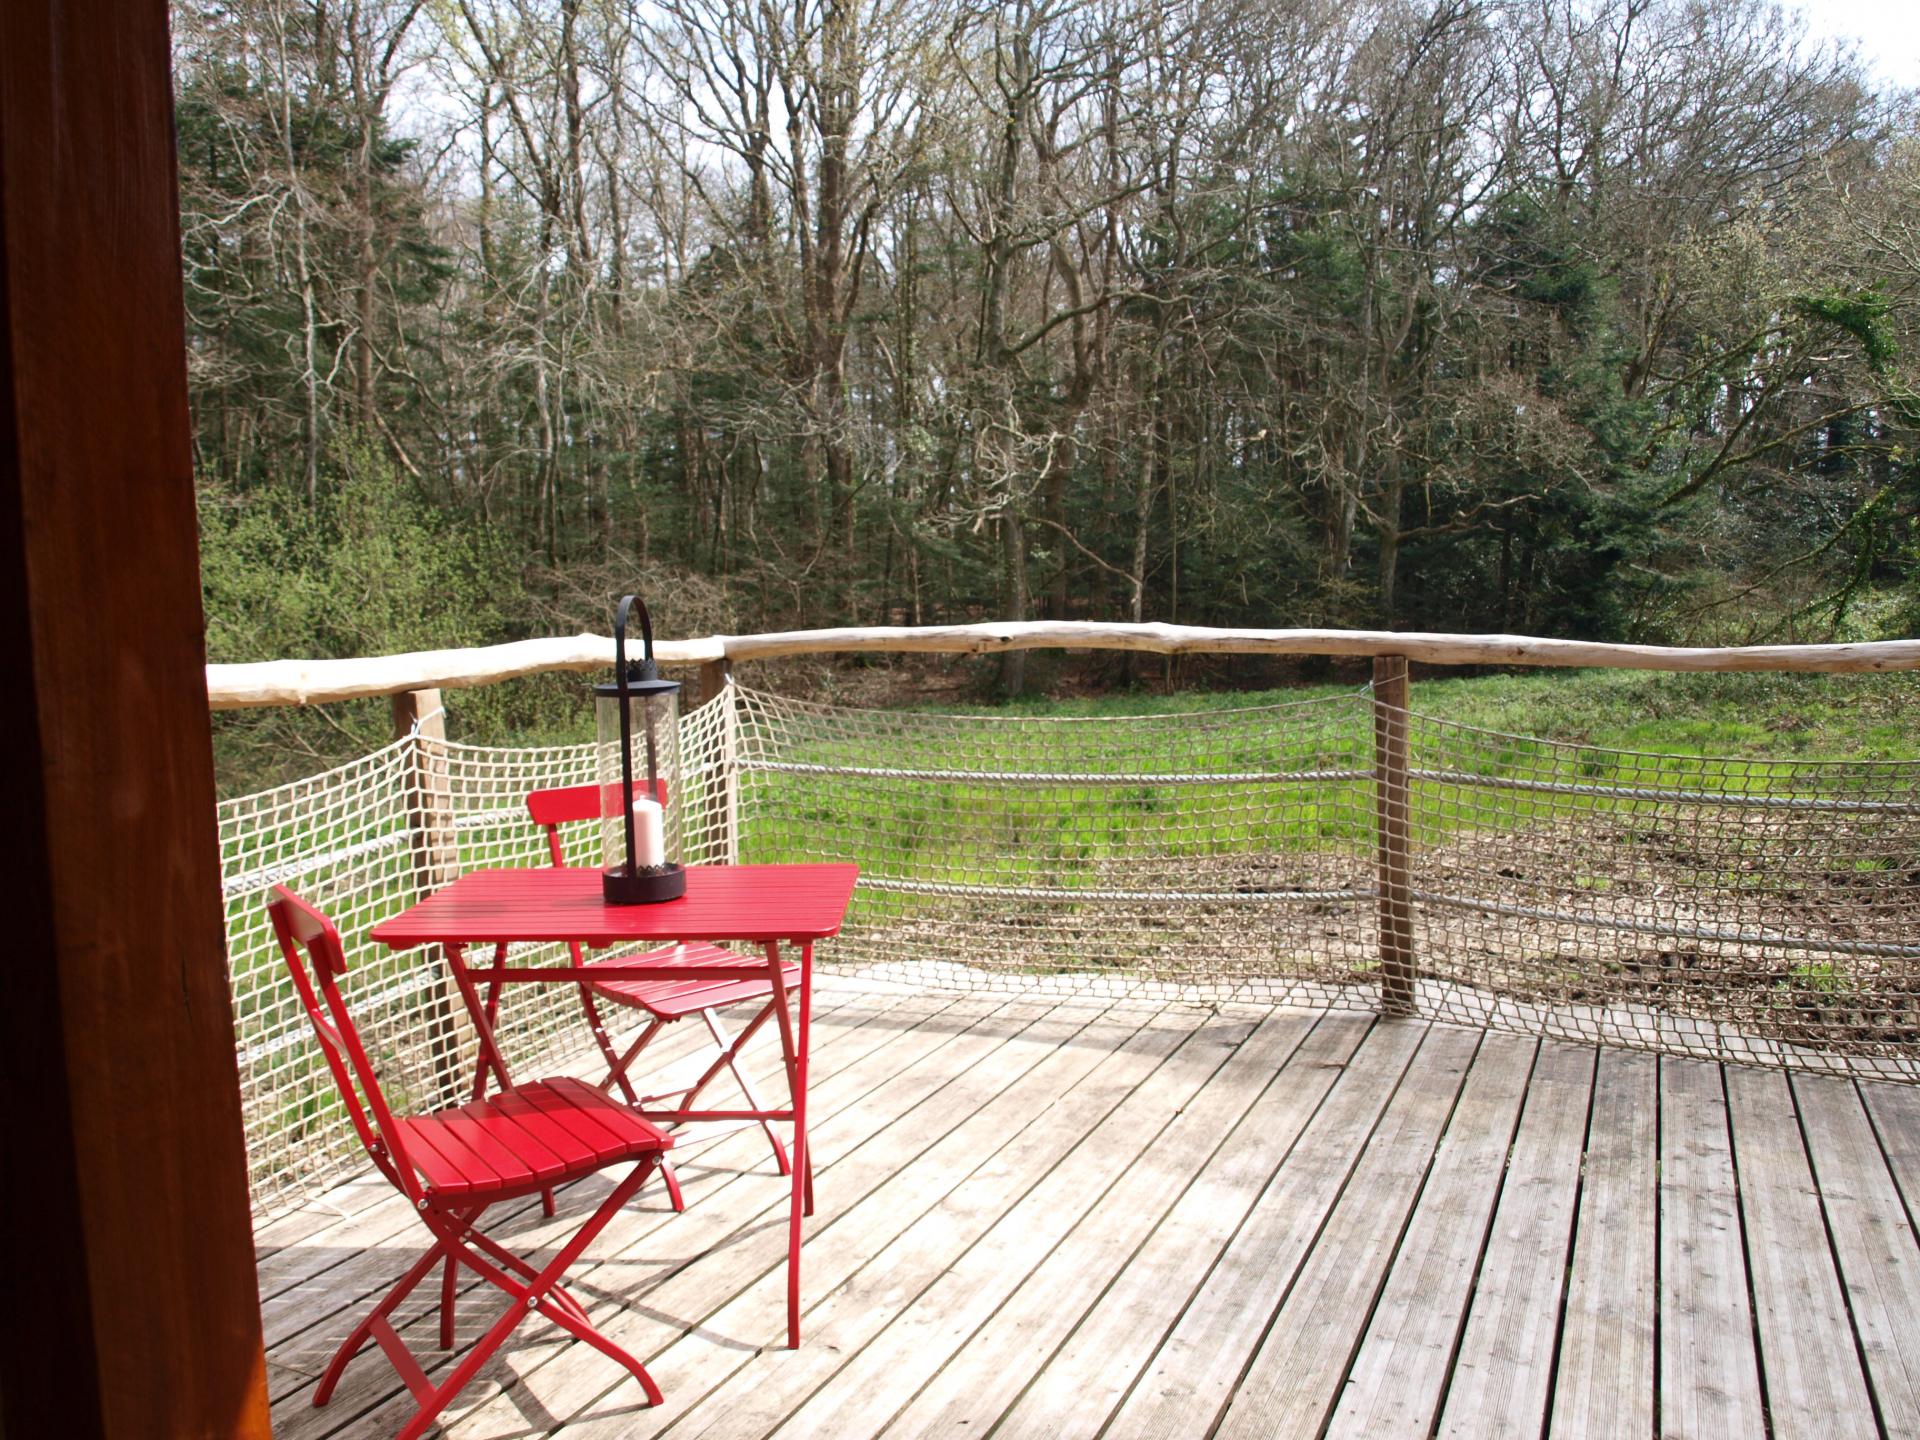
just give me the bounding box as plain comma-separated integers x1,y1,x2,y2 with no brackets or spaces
1001,505,1029,695
1378,459,1405,622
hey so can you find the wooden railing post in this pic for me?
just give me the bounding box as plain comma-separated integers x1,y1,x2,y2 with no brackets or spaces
700,658,741,864
1372,656,1416,1015
392,687,464,1104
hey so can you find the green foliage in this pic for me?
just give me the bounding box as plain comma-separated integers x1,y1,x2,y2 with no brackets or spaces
1480,195,1601,322
1795,287,1900,375
1787,287,1920,632
200,436,506,662
201,438,589,789
173,0,1920,783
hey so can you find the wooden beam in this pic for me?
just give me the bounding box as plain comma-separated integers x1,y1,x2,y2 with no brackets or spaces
0,0,272,1431
391,690,465,1107
206,622,1920,710
698,656,734,708
1372,657,1416,1015
709,621,1920,671
698,660,739,864
208,631,724,708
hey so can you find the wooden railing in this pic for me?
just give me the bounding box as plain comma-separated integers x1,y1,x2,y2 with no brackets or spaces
209,621,1920,1052
204,621,1920,710
206,622,1920,1082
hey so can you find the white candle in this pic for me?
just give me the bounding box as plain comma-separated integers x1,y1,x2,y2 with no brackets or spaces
631,796,666,867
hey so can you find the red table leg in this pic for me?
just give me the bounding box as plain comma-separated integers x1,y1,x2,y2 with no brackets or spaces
763,939,813,1347
449,941,515,1099
441,941,542,1290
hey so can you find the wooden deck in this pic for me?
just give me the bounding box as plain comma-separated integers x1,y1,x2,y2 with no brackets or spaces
258,985,1920,1439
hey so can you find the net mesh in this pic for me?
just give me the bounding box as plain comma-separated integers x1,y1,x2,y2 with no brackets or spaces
727,684,1920,1078
731,686,1380,1003
1405,713,1920,1075
217,677,1920,1218
219,696,736,1217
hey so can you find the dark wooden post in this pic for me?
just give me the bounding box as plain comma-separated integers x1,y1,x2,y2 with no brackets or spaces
699,658,740,864
0,0,272,1430
1372,655,1417,1014
392,688,466,1105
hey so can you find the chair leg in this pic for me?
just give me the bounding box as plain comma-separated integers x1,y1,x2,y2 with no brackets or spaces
315,1235,455,1405
676,1002,781,1114
597,1014,684,1210
466,956,511,1103
702,1007,791,1176
579,985,641,1106
392,1161,666,1439
438,1252,458,1350
535,1292,661,1399
457,1224,596,1329
659,1157,686,1212
604,1017,667,1098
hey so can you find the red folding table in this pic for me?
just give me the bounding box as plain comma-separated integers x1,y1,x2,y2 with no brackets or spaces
370,862,859,1348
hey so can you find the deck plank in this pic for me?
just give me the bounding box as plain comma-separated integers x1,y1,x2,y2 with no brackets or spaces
1659,1056,1765,1440
259,987,901,1368
253,1171,396,1259
1322,1031,1539,1439
1725,1065,1878,1440
1798,1074,1920,1437
1546,1047,1658,1440
1101,1018,1431,1440
438,999,1185,1440
1435,1040,1596,1438
251,992,1920,1440
988,1011,1379,1439
675,1005,1250,1440
875,1008,1326,1438
1212,1022,1484,1439
271,988,1005,1436
1864,1080,1920,1211
253,994,743,1301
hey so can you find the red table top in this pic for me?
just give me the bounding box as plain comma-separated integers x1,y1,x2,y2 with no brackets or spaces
370,864,860,949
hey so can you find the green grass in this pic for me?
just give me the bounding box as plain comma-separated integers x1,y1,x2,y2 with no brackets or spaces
734,668,1920,897
1392,669,1916,760
948,668,1917,760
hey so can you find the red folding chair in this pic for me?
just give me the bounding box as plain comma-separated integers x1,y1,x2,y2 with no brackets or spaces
527,781,807,1213
269,887,673,1439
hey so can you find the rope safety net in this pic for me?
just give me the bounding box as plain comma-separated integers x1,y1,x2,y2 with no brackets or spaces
219,680,1920,1216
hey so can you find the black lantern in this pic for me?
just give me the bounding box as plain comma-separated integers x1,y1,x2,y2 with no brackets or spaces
596,594,685,904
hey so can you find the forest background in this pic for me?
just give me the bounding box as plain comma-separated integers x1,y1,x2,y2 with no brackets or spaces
173,0,1920,786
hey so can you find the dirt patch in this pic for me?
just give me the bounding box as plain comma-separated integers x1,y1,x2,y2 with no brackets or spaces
841,808,1920,1062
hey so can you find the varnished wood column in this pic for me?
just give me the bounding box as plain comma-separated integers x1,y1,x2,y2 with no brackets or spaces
1372,655,1416,1015
0,0,273,1433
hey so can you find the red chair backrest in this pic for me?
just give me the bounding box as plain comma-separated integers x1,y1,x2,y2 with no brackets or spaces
267,886,423,1200
525,779,668,865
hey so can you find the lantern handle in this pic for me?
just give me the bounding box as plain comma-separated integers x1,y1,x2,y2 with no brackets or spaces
611,593,650,872
611,593,658,680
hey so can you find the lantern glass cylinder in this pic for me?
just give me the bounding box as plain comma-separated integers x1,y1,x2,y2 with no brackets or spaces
595,686,682,879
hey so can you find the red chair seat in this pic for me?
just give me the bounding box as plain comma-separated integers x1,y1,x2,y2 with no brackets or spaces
584,942,800,1021
401,1077,674,1203
519,782,805,1212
